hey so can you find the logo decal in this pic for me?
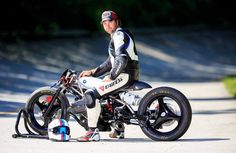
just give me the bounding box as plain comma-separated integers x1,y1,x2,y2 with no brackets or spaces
98,78,123,92
99,86,104,91
105,78,123,89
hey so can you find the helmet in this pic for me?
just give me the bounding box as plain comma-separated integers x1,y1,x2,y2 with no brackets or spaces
48,119,70,141
101,10,118,23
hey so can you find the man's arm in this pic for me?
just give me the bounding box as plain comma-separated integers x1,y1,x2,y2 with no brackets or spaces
92,57,112,77
109,55,127,80
79,57,111,78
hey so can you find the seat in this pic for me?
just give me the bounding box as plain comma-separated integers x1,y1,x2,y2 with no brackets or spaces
126,80,152,91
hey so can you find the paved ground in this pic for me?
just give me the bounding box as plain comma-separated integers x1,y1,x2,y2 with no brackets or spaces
0,28,236,153
0,82,235,153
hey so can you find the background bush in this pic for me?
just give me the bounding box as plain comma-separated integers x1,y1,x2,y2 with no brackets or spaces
0,0,235,39
223,75,236,98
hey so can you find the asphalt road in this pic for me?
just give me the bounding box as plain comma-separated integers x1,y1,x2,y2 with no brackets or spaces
1,82,236,153
0,28,236,153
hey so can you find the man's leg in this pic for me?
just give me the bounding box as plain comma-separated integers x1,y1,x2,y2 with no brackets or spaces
77,100,101,142
94,73,130,139
77,73,130,141
87,100,101,128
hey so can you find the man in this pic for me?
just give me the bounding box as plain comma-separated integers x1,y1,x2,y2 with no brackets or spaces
73,10,139,142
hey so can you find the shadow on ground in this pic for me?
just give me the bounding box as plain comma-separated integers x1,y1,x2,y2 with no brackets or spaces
68,137,229,143
0,100,25,112
0,28,236,114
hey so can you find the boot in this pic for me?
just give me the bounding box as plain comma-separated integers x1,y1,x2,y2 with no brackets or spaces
109,129,124,139
77,128,100,142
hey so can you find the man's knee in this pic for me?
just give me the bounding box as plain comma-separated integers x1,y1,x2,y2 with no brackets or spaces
84,89,97,108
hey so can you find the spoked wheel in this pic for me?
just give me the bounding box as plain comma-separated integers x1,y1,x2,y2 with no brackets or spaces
138,87,192,141
25,87,70,135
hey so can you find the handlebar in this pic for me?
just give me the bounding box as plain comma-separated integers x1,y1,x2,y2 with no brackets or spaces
59,69,79,87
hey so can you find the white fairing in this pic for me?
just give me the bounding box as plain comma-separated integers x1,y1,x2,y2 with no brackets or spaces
78,74,129,96
78,77,102,89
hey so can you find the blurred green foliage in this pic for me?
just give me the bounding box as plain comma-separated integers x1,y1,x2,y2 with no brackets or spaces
223,75,236,98
0,0,235,40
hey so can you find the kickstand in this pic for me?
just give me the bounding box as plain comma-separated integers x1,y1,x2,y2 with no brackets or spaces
12,109,88,139
12,108,48,139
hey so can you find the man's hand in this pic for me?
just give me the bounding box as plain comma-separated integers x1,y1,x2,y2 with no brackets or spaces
79,69,94,78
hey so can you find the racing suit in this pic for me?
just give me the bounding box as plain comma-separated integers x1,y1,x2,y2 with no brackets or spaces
86,27,139,128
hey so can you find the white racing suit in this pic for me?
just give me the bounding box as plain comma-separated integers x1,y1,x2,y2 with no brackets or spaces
83,27,139,128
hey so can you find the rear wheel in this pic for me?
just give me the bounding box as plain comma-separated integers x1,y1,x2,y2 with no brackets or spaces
138,87,192,141
25,87,70,135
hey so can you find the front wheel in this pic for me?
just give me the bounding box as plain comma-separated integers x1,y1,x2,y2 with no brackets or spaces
25,87,70,135
137,87,192,141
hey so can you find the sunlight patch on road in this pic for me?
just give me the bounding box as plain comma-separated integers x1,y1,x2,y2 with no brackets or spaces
34,65,62,73
0,93,28,103
136,41,178,64
136,40,236,77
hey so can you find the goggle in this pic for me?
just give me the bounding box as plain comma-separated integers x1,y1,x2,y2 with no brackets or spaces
50,126,70,135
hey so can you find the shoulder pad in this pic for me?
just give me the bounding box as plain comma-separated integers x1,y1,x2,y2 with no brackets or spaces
113,30,124,39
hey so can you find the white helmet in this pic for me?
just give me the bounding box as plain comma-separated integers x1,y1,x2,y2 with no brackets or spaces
48,119,70,141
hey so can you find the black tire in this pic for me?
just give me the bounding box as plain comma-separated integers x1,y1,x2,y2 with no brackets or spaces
137,87,192,141
25,87,70,135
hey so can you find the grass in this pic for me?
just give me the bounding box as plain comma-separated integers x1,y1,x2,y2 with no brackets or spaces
223,75,236,98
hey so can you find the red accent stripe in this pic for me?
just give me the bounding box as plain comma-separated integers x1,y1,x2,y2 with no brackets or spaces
61,134,63,140
59,119,64,140
59,119,63,126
